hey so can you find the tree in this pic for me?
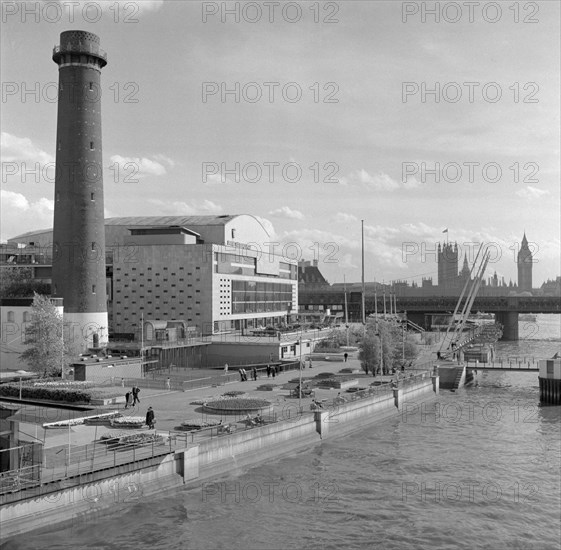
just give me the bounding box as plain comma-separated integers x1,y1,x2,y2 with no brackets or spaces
19,293,69,377
0,266,50,298
358,320,419,375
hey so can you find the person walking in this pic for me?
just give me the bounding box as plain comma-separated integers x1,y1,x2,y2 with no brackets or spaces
252,367,257,381
266,364,271,378
124,391,130,409
121,378,125,388
224,363,229,374
132,386,140,405
344,352,348,362
166,377,171,391
145,407,155,429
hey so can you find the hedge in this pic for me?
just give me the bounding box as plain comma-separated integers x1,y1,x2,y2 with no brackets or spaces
0,384,93,403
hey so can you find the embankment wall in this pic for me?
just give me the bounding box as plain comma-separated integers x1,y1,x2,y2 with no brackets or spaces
1,376,437,539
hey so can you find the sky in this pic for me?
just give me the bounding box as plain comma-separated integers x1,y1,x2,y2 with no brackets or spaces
1,0,560,286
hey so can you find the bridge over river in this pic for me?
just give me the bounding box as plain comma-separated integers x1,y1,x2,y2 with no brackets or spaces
298,290,560,341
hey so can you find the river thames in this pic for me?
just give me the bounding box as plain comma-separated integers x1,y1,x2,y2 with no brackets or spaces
3,316,560,550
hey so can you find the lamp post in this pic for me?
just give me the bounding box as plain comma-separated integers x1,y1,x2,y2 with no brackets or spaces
298,338,303,411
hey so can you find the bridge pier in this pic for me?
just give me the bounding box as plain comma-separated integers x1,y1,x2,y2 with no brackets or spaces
496,311,519,341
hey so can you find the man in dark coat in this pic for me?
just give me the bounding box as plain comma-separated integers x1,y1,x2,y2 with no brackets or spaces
124,391,130,409
146,407,155,429
132,386,140,405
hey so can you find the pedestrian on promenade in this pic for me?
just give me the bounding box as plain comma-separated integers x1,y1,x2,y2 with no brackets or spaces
344,352,348,362
252,367,257,381
132,386,140,405
239,369,244,382
308,357,313,369
272,366,276,379
224,363,229,373
121,378,125,388
166,377,171,391
266,364,271,378
145,406,155,429
124,391,130,409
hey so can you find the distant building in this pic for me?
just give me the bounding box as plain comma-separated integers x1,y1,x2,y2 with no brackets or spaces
517,232,533,292
7,215,298,338
298,259,330,288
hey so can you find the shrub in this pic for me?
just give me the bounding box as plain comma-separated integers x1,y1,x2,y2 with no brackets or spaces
0,384,92,403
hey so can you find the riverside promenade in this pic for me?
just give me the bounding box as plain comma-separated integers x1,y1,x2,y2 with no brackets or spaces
1,350,439,539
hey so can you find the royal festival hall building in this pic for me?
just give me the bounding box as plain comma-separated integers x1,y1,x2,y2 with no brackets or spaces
5,215,299,341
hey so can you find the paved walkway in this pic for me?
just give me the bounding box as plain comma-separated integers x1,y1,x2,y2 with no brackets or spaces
13,343,438,453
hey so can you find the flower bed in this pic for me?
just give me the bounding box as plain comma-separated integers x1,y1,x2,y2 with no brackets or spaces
100,432,161,446
83,412,122,425
44,411,121,429
222,391,246,397
191,394,247,406
32,381,95,388
180,418,222,431
203,398,271,413
110,416,145,428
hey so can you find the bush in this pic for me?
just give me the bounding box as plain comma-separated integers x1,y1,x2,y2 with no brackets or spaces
0,384,92,403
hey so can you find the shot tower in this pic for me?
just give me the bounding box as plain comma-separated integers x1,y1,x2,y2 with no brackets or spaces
52,31,108,352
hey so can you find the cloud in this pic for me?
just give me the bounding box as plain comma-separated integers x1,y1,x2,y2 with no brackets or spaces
268,206,304,220
515,186,549,200
0,190,54,240
333,212,358,224
109,155,166,177
148,199,222,215
339,169,406,191
204,173,235,186
153,154,175,168
1,132,53,164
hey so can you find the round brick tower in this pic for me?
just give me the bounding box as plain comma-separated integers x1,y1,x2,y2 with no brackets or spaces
52,31,108,352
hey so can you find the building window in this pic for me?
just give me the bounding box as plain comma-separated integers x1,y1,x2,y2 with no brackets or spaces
92,285,96,294
90,141,94,150
89,82,93,90
23,311,30,323
90,192,95,201
7,311,15,323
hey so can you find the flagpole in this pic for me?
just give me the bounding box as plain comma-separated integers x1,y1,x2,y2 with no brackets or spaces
361,220,366,334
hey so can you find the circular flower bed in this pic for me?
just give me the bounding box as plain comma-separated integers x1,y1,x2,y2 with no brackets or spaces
203,398,271,413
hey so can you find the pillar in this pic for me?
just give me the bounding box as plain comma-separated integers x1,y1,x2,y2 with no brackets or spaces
496,311,519,341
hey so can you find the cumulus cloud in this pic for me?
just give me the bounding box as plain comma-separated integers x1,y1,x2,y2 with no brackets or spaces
1,190,54,240
153,154,175,168
109,155,166,178
148,198,222,215
339,169,406,191
333,212,358,224
515,186,549,200
1,132,53,164
268,206,304,220
204,173,235,186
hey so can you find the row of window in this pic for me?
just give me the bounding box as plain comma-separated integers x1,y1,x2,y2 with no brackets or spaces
6,311,31,323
